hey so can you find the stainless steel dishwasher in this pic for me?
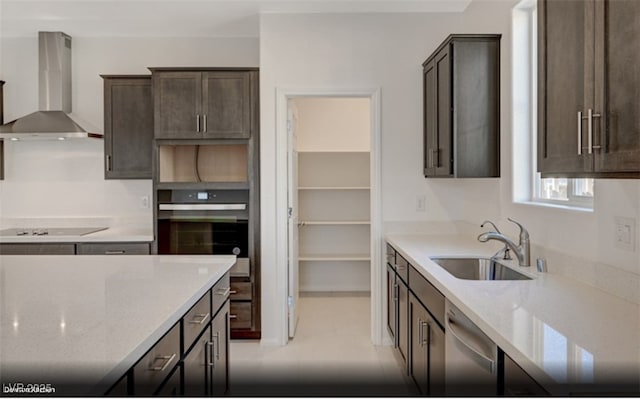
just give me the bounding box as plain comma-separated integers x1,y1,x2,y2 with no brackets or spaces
445,299,498,396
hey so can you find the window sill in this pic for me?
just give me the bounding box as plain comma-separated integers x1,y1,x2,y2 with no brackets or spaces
514,200,594,213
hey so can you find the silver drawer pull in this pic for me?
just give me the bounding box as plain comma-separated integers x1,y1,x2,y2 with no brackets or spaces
149,353,176,371
207,341,215,367
189,313,210,325
229,290,238,295
229,314,237,319
105,250,125,255
215,287,231,297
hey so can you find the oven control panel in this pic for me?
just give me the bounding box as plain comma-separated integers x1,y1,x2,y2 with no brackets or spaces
158,189,249,204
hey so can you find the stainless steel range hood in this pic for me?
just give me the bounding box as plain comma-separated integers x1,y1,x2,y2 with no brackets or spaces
0,32,102,140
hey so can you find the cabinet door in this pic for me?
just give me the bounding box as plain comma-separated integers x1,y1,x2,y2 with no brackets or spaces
435,47,452,176
538,0,594,175
202,71,251,139
183,324,211,397
398,279,409,363
154,72,202,139
504,355,549,396
428,320,446,396
423,60,438,177
211,301,230,396
409,294,429,394
155,367,181,397
386,265,397,345
595,0,640,173
103,77,153,179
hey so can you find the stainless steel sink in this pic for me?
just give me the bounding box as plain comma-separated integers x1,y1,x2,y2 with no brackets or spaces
430,257,532,281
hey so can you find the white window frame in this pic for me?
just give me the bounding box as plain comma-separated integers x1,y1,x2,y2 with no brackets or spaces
513,0,594,210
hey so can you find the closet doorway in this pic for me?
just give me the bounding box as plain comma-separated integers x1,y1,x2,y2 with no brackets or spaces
287,96,376,340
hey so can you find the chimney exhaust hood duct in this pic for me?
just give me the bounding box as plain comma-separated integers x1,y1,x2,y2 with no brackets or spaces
0,32,102,140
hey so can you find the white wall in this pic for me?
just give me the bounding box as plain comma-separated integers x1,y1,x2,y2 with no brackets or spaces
0,36,258,222
260,0,640,344
293,97,370,152
259,0,517,344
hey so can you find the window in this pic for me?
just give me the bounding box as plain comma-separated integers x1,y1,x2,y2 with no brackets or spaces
512,0,593,209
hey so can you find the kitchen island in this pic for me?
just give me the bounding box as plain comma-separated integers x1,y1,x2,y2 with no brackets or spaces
0,254,235,396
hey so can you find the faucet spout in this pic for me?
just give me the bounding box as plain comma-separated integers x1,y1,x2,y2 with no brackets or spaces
477,231,530,267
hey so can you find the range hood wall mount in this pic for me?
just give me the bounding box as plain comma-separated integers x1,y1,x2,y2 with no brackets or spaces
0,32,102,140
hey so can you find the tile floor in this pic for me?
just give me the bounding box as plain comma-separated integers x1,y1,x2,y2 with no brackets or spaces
230,293,414,396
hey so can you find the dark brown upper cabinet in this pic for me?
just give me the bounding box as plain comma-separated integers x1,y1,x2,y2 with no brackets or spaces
422,34,501,178
102,75,153,179
151,68,256,140
538,0,640,178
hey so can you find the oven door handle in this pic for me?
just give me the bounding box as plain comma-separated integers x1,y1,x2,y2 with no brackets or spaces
158,204,246,211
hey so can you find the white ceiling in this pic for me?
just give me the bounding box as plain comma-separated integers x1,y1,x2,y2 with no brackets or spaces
0,0,472,38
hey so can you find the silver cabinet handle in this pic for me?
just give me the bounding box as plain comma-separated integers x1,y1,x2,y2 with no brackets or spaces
215,287,231,297
189,313,210,325
229,290,238,295
196,114,201,132
203,114,207,133
229,314,237,319
590,109,602,151
149,353,176,371
578,111,583,155
432,148,439,168
213,332,221,360
104,250,125,255
587,108,593,154
446,313,495,373
207,341,215,367
393,283,398,302
421,320,430,347
106,155,112,171
417,317,423,344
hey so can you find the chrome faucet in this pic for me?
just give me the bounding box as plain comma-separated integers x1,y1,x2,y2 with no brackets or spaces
480,220,512,261
478,218,531,267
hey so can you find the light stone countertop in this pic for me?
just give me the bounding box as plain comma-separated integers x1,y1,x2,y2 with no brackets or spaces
0,217,153,243
386,233,640,395
0,254,235,395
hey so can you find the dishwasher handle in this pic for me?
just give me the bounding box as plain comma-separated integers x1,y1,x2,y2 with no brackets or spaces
446,312,495,374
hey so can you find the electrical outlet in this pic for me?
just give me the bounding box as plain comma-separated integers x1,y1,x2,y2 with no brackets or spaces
140,195,150,209
614,216,636,251
416,195,426,212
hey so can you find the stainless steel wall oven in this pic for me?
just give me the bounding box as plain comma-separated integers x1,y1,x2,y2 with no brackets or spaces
157,189,250,276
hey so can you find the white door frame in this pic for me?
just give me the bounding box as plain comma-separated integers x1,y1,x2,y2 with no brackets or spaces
275,87,383,346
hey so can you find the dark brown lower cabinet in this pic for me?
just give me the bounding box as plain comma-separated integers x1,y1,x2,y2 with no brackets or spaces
211,301,230,396
108,272,230,396
183,325,211,396
409,293,445,396
386,264,397,343
0,243,75,255
504,355,549,396
398,278,409,362
156,367,182,397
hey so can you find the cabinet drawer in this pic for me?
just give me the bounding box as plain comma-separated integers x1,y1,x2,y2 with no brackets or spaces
133,322,180,396
386,244,396,267
409,265,445,327
230,281,252,300
230,302,252,329
0,243,75,255
76,242,149,255
396,254,409,283
212,272,231,315
183,291,212,354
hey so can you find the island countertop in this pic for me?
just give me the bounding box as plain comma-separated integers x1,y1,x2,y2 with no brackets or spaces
386,233,640,395
0,254,236,395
